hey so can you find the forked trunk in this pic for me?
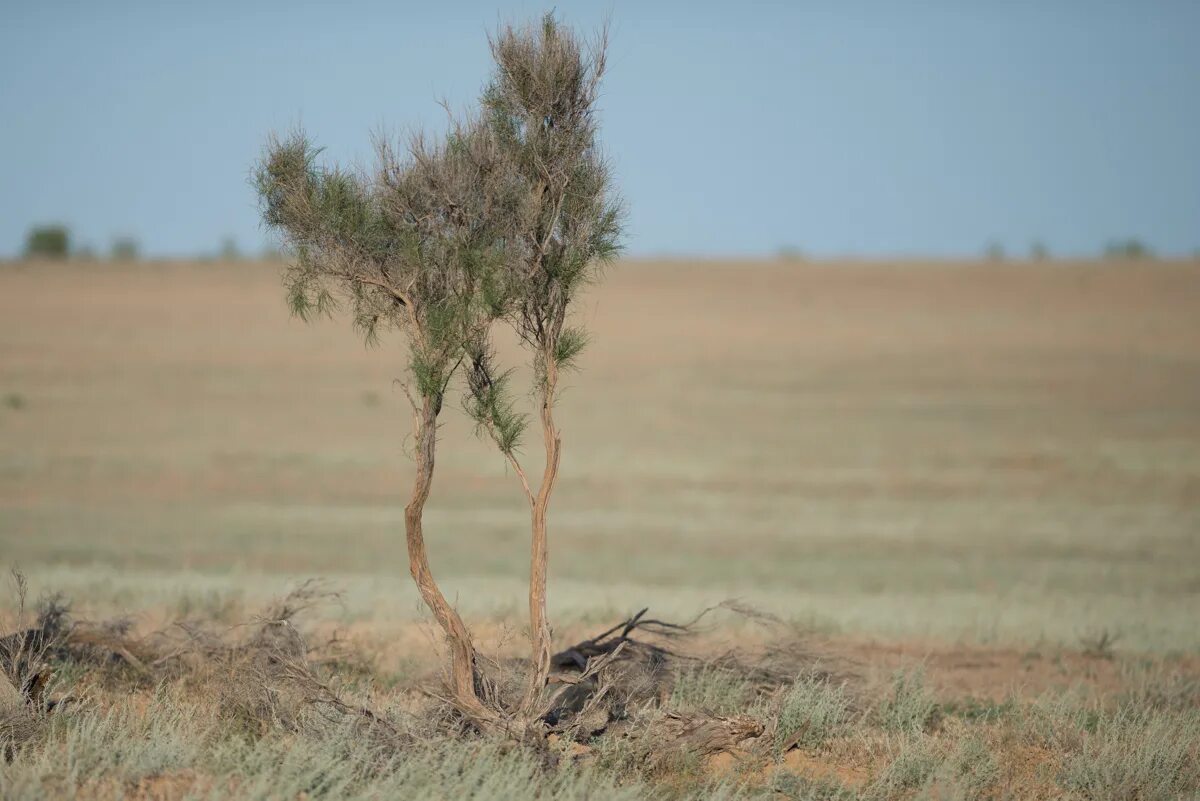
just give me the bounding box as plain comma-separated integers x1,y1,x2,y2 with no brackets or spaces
522,353,560,714
404,396,496,724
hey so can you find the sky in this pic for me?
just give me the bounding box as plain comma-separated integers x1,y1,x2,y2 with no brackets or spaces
1,0,1197,259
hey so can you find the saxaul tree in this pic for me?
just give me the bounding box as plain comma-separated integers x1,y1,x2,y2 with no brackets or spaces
254,118,518,726
464,16,623,716
254,13,620,732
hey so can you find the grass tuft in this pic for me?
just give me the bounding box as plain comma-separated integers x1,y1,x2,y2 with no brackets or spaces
774,668,853,751
879,668,937,734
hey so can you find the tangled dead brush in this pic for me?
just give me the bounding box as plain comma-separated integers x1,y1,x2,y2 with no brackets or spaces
2,574,860,782
1,576,407,752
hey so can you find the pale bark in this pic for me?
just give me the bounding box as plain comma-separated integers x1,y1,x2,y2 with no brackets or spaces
521,351,560,714
404,396,495,723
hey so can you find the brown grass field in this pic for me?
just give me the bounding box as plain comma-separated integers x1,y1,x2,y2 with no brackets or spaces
1,257,1199,799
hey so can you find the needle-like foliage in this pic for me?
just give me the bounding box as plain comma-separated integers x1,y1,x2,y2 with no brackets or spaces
252,12,623,731
254,114,524,726
463,14,625,717
481,14,623,362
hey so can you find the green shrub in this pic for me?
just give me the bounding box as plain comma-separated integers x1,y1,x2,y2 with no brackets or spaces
934,735,1000,797
868,736,942,797
775,669,853,751
669,667,755,716
1059,706,1200,801
879,668,937,734
23,225,70,259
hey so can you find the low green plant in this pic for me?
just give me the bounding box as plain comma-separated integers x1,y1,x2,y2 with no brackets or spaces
933,734,1000,798
879,668,937,733
669,666,755,716
774,669,853,751
1059,706,1200,801
867,736,943,798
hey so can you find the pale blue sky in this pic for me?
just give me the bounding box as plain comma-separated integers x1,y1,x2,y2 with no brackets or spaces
2,0,1197,258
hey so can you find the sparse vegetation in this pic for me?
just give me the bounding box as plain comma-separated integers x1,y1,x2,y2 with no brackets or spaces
878,669,936,734
774,669,853,751
5,576,1196,800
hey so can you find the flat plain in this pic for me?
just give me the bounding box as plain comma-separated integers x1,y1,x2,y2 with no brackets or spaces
3,257,1198,647
1,257,1198,799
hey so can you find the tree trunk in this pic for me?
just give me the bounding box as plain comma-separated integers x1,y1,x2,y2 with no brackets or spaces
404,396,495,723
522,353,560,714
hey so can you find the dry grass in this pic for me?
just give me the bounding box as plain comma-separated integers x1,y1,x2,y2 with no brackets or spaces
0,587,1196,800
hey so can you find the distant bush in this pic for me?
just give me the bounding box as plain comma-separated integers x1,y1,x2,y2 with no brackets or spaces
777,245,805,262
24,225,70,259
219,237,240,260
984,241,1006,262
1104,239,1153,260
110,237,140,261
1030,241,1050,261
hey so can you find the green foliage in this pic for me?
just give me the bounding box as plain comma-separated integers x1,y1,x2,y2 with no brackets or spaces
254,13,621,481
553,327,589,371
109,236,139,261
23,225,70,259
463,340,528,455
774,669,853,751
409,351,448,401
3,392,25,411
482,13,623,361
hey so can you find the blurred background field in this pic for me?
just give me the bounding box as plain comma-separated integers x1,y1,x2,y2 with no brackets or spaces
2,257,1197,652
